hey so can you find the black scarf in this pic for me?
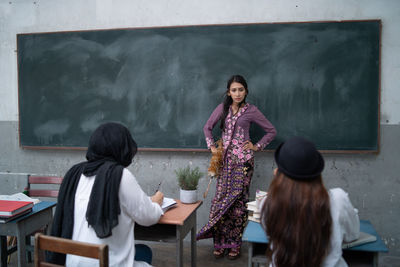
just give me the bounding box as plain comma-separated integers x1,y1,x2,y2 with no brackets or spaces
47,122,137,264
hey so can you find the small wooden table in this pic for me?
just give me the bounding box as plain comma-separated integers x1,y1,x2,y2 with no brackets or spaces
135,200,202,267
0,201,56,267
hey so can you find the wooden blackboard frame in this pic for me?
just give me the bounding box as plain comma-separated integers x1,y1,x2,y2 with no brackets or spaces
17,19,381,153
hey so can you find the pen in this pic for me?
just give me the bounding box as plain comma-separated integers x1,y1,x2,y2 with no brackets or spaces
155,180,163,193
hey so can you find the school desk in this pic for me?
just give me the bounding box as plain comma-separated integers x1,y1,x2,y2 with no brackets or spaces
242,220,388,267
135,200,202,267
0,201,56,267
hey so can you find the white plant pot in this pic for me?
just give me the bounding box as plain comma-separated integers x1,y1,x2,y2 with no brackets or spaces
179,189,197,204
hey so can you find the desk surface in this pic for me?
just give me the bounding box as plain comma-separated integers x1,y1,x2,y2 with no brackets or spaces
243,220,388,252
347,220,388,252
158,200,202,225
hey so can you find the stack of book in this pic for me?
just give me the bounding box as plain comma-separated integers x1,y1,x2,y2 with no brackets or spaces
246,190,267,223
246,200,261,223
0,200,34,223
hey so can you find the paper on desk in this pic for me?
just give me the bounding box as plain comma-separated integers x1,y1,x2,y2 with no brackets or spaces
0,193,40,204
161,197,177,213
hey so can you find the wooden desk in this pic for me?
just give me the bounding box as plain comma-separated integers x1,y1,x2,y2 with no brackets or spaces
243,220,388,267
0,201,56,267
135,200,202,267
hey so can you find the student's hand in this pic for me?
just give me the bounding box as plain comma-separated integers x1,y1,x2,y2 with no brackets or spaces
210,146,217,154
151,191,164,206
243,140,258,151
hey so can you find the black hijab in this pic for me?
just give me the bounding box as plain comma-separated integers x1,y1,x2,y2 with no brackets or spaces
48,122,137,264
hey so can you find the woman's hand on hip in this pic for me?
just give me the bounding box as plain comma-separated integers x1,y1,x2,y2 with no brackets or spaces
243,140,258,151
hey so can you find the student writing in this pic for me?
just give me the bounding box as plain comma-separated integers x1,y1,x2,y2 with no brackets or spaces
48,122,164,267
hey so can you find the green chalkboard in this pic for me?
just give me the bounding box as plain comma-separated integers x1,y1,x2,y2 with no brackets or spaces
17,20,380,151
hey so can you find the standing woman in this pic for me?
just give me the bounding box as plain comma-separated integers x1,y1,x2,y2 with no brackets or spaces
197,75,276,259
261,136,360,267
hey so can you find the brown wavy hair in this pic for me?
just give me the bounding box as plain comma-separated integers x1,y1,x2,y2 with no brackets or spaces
261,171,332,267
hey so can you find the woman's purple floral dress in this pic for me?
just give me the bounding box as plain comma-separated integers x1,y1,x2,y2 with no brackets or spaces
197,103,276,250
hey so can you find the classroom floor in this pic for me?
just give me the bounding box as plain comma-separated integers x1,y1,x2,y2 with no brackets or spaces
7,239,250,267
7,239,399,267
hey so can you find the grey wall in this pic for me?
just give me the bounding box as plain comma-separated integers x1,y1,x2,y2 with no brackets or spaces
1,0,399,264
1,121,399,261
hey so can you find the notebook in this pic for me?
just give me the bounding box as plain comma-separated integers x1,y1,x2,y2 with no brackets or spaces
342,231,377,249
0,208,32,223
0,200,34,217
161,197,177,213
0,192,40,204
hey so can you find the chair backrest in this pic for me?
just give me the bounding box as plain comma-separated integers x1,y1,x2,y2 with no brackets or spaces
27,175,63,198
34,233,109,267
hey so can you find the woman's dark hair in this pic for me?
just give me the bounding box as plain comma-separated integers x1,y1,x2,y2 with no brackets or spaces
219,74,248,130
261,171,332,267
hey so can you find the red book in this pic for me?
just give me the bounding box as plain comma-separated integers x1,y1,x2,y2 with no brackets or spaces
0,208,32,223
0,200,34,217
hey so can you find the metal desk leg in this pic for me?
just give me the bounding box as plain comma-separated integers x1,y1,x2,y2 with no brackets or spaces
373,252,378,267
248,242,253,267
1,236,8,267
25,235,32,262
16,229,26,267
176,226,183,267
191,223,196,267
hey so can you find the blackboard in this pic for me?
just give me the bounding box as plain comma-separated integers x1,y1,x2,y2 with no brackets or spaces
17,20,380,151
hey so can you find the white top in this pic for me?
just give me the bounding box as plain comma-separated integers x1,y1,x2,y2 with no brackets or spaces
323,188,360,267
266,188,360,267
66,169,163,267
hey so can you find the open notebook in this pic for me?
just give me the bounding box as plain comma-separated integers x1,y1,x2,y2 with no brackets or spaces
161,197,177,213
0,193,40,204
342,231,377,249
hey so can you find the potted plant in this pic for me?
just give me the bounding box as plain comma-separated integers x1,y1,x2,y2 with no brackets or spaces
175,166,203,204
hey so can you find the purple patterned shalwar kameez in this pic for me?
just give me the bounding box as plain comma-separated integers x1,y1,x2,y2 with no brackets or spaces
197,103,276,250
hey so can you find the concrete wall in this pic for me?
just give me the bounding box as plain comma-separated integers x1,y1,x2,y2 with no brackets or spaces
1,0,399,263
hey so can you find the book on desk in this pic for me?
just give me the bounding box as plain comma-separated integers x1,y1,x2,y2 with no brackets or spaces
0,208,32,223
0,192,40,204
246,190,267,223
0,200,34,223
246,200,261,223
161,197,177,213
342,231,377,249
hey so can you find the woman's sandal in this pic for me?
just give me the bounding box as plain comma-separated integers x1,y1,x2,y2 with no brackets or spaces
213,248,225,259
227,247,240,260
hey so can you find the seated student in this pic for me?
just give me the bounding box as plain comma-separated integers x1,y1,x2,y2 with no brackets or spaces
48,122,164,267
260,136,360,267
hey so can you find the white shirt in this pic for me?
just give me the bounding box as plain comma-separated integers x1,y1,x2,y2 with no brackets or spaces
265,188,360,267
323,188,360,267
66,169,163,267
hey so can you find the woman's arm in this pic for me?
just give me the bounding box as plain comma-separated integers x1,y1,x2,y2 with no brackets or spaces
119,169,163,227
203,104,223,149
251,106,277,150
337,189,360,242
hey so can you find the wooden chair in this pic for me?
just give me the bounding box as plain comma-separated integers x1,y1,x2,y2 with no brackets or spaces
24,175,63,262
34,233,109,267
6,175,64,263
26,175,63,199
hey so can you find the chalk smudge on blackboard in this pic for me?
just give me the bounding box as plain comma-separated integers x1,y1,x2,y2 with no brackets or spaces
34,119,69,144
